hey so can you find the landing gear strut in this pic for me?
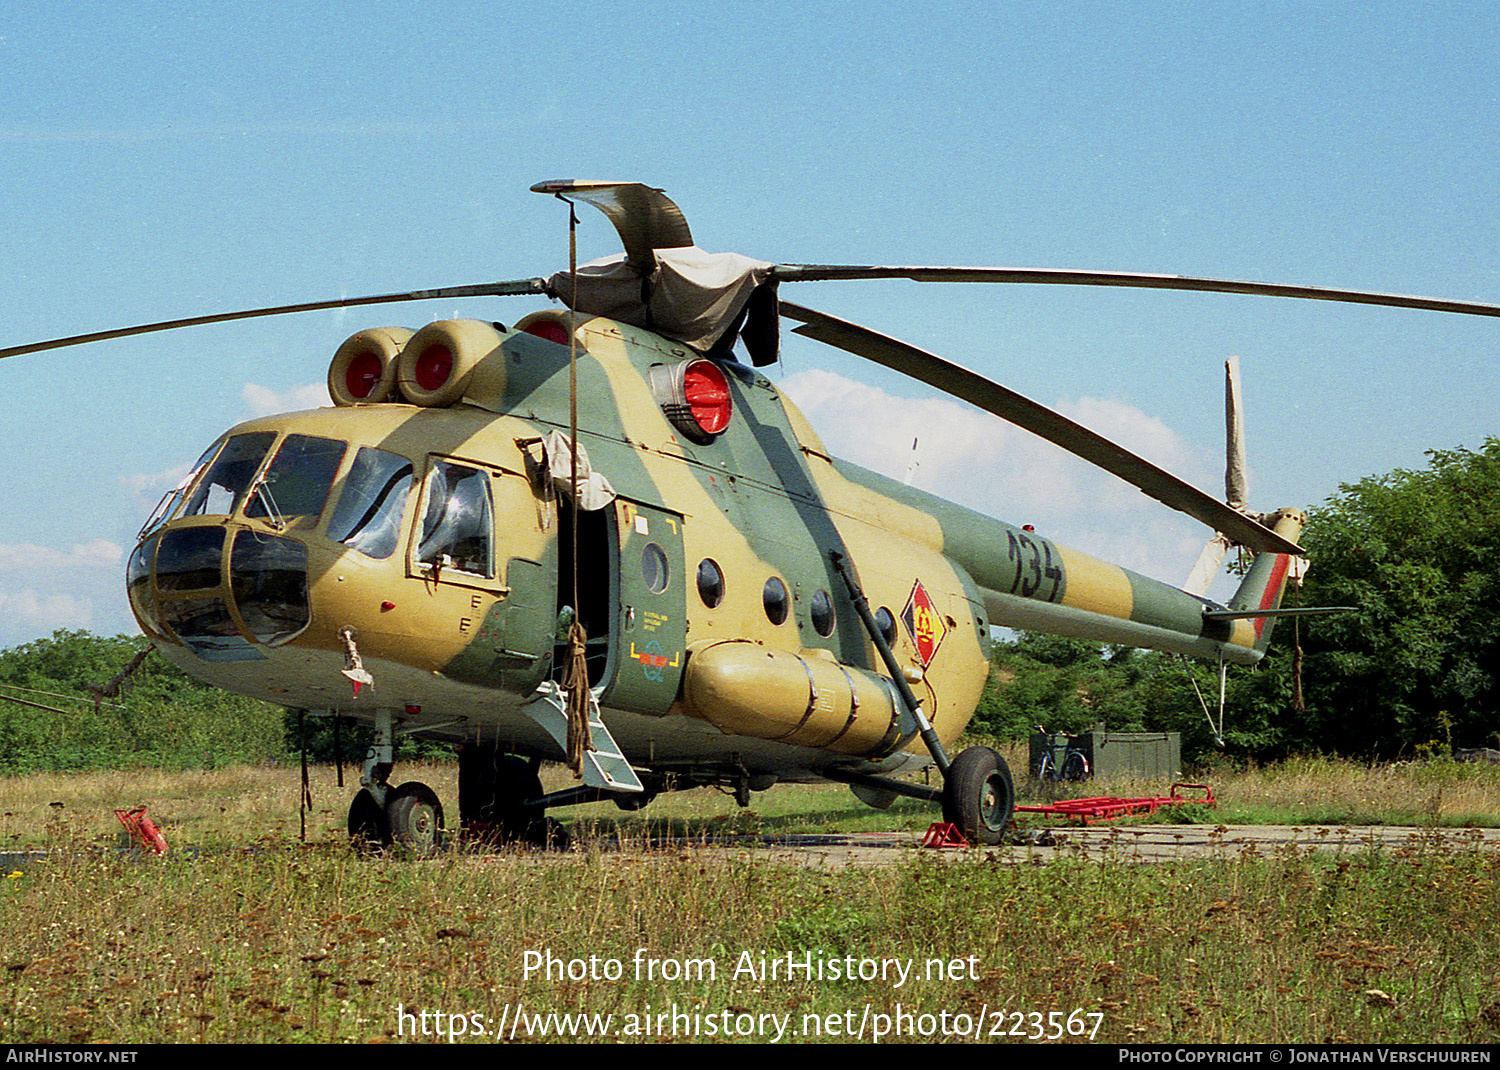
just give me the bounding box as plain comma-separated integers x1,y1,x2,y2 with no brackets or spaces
831,552,1016,845
346,706,445,856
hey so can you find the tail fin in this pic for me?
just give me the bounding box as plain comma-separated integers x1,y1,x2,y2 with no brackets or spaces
1227,507,1307,653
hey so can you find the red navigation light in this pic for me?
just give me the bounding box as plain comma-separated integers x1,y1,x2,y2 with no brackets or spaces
344,351,383,399
414,343,454,391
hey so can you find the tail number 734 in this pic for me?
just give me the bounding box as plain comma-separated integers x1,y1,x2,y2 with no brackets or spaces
1005,529,1063,602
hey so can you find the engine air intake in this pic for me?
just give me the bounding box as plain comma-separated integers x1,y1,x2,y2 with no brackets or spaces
397,320,505,407
328,327,412,406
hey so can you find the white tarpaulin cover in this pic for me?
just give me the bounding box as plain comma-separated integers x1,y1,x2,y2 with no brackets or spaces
542,429,616,511
548,246,775,355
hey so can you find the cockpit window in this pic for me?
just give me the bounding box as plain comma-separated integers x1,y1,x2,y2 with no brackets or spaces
416,461,493,578
244,435,347,524
181,432,276,518
140,438,225,537
326,447,414,559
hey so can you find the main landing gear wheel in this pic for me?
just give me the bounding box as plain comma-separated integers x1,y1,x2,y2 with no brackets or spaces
941,746,1015,846
460,751,563,848
348,787,391,853
386,781,444,858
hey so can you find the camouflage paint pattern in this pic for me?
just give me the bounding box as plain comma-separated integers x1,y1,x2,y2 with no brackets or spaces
130,310,1302,784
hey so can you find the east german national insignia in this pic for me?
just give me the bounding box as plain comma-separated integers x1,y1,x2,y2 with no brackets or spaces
901,579,948,668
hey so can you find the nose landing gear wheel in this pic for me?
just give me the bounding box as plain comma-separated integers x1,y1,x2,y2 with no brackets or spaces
386,781,444,858
941,746,1015,846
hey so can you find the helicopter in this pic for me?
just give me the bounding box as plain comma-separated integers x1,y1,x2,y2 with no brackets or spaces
5,179,1499,849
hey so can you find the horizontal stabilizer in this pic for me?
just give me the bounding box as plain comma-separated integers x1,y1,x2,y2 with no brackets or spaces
1202,606,1354,621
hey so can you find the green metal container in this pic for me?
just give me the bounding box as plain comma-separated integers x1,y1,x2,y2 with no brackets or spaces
1028,729,1181,780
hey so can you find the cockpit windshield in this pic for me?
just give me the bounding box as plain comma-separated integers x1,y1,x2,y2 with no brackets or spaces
140,437,225,537
181,432,277,518
244,435,347,525
149,431,427,563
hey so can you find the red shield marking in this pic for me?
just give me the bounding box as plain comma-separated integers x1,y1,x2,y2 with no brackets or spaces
901,580,948,668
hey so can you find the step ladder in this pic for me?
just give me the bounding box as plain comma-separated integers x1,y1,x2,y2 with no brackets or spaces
523,683,644,793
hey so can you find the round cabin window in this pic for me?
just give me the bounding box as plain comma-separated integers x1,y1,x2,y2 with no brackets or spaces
811,589,836,637
641,543,669,593
697,558,725,608
763,577,789,625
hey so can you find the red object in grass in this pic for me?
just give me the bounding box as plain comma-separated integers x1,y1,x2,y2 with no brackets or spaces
921,822,972,848
1015,782,1216,825
114,806,168,855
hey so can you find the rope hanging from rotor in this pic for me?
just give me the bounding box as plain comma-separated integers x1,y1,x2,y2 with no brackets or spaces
1290,564,1306,712
556,194,593,773
298,710,311,843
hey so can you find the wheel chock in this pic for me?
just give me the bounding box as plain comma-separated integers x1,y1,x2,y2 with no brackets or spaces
921,821,970,848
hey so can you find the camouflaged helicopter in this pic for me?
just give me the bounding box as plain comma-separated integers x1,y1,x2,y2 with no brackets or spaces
7,180,1499,849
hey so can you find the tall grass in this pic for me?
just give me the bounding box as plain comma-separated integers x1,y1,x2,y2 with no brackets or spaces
5,754,1500,855
1,760,1500,1043
3,828,1498,1043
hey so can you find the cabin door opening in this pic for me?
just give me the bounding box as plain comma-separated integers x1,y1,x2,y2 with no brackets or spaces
555,501,616,687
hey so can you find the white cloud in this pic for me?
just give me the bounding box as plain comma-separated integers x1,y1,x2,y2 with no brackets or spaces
120,462,195,514
242,382,328,417
0,589,94,634
120,463,192,496
780,369,1219,585
0,540,122,571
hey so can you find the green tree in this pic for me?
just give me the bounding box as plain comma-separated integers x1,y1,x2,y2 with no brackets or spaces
1278,440,1500,756
0,630,287,770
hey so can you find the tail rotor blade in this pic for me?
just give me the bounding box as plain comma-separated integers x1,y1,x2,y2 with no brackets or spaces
1183,534,1233,598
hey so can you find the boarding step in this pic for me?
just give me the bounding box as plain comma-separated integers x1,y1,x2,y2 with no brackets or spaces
523,686,644,793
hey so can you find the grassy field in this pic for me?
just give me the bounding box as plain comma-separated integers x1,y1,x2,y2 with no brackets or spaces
6,747,1500,850
2,755,1500,1044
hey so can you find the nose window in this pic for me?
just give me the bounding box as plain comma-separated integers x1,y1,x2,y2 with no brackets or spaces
231,530,311,643
155,527,226,591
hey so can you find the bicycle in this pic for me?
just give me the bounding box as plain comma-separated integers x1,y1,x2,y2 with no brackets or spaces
1032,725,1091,782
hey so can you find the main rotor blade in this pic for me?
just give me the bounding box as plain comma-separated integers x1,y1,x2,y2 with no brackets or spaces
773,265,1500,319
779,300,1305,557
531,180,693,273
0,278,549,362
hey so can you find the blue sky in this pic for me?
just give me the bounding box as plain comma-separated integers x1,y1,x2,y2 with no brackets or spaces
1,1,1497,646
